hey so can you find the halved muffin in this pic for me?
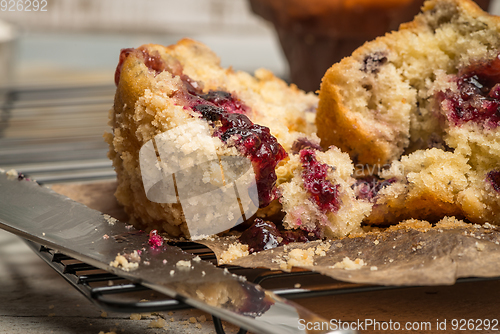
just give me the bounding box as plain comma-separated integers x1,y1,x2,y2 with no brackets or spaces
318,0,500,225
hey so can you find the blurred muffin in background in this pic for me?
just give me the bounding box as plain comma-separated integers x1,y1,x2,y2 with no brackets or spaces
249,0,491,92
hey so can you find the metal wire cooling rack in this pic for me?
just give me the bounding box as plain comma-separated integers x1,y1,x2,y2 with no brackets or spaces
24,237,500,334
0,84,117,183
23,238,400,334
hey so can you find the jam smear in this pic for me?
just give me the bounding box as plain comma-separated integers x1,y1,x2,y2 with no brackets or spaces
238,218,321,253
440,54,500,128
194,103,287,207
487,170,500,193
148,229,164,248
115,48,135,86
200,90,249,114
300,149,341,213
238,282,272,317
114,48,169,86
354,176,396,202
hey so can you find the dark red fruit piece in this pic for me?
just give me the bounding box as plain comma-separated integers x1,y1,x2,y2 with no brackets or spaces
173,82,285,208
200,90,249,114
115,48,135,86
354,176,396,201
361,52,388,74
194,103,287,207
237,282,272,317
487,170,500,193
300,149,341,213
440,54,500,128
142,50,166,74
290,138,322,154
281,227,322,244
148,229,164,248
115,48,167,86
238,218,282,253
238,219,323,253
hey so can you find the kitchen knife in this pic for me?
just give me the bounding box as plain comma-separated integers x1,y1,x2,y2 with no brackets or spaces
0,172,353,334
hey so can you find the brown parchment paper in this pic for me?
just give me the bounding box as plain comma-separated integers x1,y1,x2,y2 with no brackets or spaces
52,181,500,286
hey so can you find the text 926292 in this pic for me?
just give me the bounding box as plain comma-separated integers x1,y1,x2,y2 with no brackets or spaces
1,0,47,11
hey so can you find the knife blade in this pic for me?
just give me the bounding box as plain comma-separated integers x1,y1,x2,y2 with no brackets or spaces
0,172,353,334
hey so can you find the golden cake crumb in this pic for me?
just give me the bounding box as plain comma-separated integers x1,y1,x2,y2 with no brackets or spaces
219,243,249,264
387,219,432,232
6,169,17,179
109,251,140,272
331,257,366,270
476,242,486,252
435,216,470,229
314,242,331,256
279,248,315,271
148,318,166,328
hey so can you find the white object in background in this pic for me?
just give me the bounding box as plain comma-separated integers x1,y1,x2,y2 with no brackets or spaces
491,0,500,14
0,19,15,86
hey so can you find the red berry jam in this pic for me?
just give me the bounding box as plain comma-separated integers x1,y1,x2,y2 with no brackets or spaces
115,48,135,86
354,176,396,201
148,229,164,248
238,218,321,253
487,170,500,193
439,54,500,128
115,48,167,86
142,51,167,74
281,228,322,244
300,149,340,213
195,104,287,207
238,219,281,253
199,90,249,115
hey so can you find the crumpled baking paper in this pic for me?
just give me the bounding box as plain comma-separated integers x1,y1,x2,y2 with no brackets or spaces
52,181,500,286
